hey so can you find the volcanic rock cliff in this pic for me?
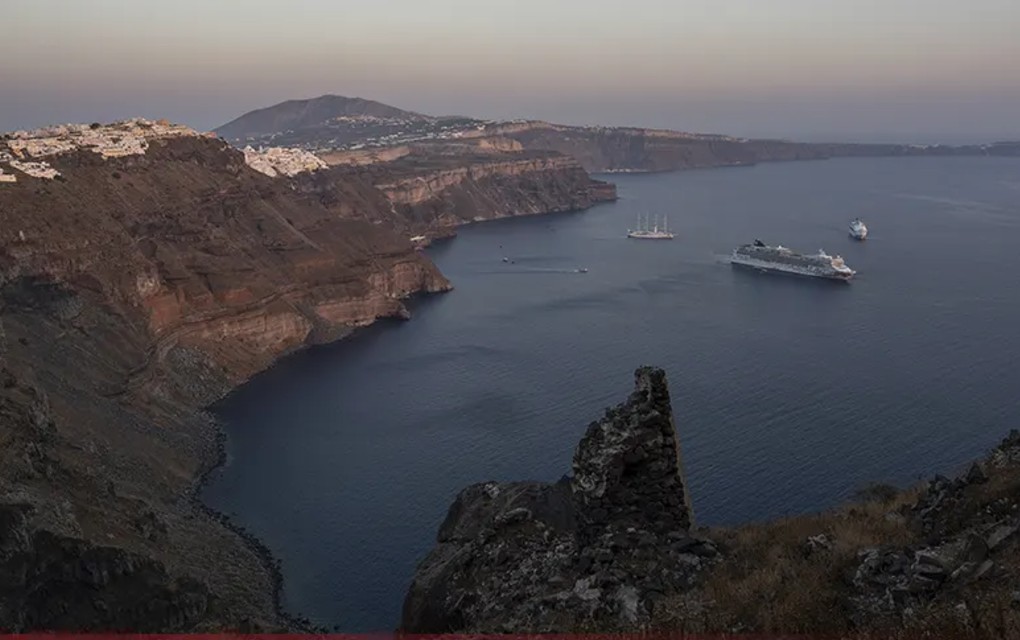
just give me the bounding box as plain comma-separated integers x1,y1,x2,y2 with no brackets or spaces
298,150,616,239
403,368,1020,637
0,131,455,630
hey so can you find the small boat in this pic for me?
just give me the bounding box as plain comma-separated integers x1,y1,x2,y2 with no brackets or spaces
577,268,589,273
502,257,509,263
627,213,674,240
849,218,868,240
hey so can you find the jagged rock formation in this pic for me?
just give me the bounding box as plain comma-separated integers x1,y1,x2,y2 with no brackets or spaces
401,367,716,632
404,370,1020,637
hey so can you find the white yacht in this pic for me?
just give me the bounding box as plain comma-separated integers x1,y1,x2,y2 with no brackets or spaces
627,213,674,240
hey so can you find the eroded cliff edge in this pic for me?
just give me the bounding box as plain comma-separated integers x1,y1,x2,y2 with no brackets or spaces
403,368,1020,637
0,121,614,630
300,148,617,241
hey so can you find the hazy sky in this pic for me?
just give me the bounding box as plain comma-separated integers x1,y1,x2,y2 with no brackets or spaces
3,0,1018,141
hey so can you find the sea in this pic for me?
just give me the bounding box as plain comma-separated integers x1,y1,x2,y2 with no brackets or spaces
201,156,1020,631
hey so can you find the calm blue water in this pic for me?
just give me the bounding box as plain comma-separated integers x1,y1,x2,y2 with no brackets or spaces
202,156,1020,631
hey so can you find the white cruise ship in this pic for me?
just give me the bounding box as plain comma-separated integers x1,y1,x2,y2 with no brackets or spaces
731,240,855,281
849,218,868,240
627,213,674,240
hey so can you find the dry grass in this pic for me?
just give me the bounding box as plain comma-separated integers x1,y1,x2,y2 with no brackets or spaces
653,490,918,635
652,451,1020,639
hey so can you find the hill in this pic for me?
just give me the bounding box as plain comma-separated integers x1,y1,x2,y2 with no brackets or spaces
214,94,429,142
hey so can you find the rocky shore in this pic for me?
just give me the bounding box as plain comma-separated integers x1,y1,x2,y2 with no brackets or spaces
402,368,1020,638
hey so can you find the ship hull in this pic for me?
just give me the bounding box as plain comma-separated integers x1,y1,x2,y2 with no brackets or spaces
849,222,868,240
627,233,674,240
730,255,853,281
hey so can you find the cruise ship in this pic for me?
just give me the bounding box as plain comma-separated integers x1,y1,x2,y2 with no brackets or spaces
730,240,856,281
849,218,868,240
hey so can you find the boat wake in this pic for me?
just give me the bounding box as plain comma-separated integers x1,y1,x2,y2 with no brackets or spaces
483,265,589,275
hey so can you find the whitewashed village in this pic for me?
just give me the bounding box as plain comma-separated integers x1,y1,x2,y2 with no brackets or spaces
0,117,331,183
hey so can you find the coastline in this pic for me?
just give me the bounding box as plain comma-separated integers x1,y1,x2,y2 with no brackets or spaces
189,415,299,631
187,285,459,631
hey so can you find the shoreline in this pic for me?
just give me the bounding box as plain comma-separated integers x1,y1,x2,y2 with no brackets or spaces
189,413,307,631
186,286,457,632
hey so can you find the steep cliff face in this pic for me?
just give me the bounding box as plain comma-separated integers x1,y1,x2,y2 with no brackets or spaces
403,369,1020,638
0,132,451,630
0,136,450,380
298,150,616,238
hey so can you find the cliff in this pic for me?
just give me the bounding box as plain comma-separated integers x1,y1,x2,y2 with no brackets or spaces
0,129,450,631
500,123,1017,173
403,368,1020,638
0,117,618,631
296,150,617,239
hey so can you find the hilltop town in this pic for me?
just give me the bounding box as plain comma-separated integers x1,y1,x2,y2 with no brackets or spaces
0,118,330,182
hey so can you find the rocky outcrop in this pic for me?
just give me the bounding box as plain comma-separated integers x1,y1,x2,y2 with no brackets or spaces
844,433,1020,633
401,367,714,632
405,370,1020,638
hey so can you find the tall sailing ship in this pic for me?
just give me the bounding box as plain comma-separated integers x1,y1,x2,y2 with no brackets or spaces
730,240,856,281
627,213,674,239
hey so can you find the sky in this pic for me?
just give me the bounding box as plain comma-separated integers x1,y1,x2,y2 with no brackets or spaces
2,0,1019,142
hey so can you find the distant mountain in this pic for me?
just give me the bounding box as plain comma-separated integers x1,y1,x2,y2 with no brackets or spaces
214,94,430,141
